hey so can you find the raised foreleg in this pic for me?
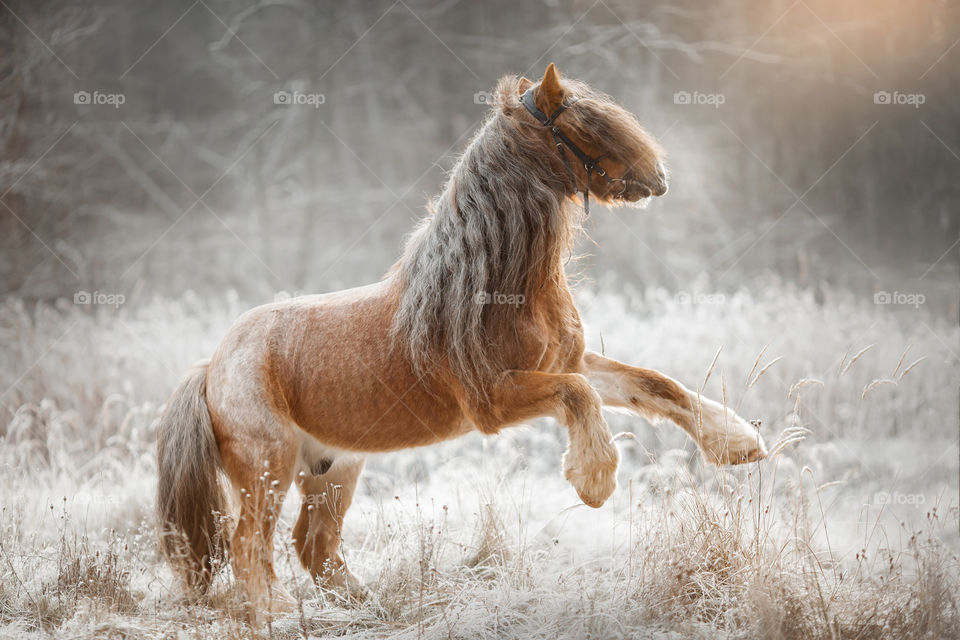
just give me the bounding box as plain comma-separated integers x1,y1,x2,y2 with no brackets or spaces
582,351,766,464
472,370,620,507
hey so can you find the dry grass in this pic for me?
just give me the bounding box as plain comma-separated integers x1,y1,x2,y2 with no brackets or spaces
0,283,957,639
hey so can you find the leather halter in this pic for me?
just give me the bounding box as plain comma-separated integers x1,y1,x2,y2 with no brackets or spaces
520,86,623,216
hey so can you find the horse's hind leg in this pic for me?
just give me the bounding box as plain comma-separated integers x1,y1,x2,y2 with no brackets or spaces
214,409,300,615
293,456,366,599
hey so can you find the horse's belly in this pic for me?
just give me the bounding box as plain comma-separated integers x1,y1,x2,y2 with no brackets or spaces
291,383,470,452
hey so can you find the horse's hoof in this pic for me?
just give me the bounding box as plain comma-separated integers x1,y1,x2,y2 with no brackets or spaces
698,402,768,466
317,566,368,604
271,592,298,613
563,446,619,508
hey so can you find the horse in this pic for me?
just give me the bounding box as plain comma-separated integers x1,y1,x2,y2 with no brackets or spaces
156,63,767,617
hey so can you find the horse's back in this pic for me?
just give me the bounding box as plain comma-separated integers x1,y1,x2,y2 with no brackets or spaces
206,279,468,453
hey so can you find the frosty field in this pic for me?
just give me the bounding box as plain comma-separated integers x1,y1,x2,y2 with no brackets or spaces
0,283,957,639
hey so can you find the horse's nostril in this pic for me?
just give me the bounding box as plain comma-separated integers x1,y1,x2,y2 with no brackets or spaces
651,176,668,196
654,163,668,196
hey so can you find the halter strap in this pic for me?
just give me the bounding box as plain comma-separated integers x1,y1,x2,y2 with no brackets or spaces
520,86,619,216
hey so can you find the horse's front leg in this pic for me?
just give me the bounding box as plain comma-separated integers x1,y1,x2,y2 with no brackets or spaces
473,370,619,507
582,351,766,465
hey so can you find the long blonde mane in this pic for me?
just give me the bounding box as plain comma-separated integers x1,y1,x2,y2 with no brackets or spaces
391,76,582,400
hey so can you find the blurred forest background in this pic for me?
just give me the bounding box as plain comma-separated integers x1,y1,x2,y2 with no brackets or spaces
1,0,957,311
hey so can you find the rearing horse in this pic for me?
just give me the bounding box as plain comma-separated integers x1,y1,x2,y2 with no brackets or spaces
156,63,766,615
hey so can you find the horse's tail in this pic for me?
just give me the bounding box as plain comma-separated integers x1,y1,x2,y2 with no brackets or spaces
156,360,228,594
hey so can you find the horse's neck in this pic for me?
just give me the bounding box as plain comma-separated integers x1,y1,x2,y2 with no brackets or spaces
536,263,577,316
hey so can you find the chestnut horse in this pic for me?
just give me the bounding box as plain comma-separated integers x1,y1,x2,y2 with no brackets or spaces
157,63,766,615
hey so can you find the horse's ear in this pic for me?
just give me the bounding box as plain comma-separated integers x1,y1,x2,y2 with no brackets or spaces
517,76,534,95
535,63,564,114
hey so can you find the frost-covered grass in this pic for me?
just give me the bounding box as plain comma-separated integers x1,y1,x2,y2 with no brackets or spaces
0,283,958,639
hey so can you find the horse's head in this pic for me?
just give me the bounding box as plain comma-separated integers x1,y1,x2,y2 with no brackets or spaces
513,63,667,206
